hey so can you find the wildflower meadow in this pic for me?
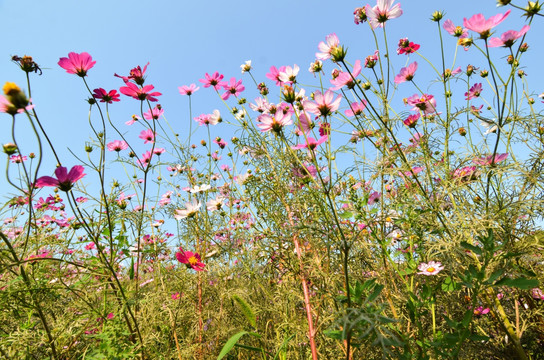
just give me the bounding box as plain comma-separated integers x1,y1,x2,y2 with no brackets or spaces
2,0,544,359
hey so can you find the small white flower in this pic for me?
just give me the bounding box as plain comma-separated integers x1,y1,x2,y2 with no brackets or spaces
190,184,211,193
206,196,225,212
174,199,201,220
240,60,252,73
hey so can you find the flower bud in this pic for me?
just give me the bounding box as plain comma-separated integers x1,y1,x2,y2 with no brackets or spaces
496,0,511,5
431,10,444,22
458,127,467,136
362,82,371,90
480,70,489,78
3,143,18,155
466,64,475,76
331,45,347,63
201,140,207,146
520,43,529,52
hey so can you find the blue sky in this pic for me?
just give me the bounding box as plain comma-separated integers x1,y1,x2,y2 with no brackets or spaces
0,0,542,196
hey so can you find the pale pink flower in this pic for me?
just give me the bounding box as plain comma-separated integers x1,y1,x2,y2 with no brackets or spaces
488,25,530,48
330,60,362,90
368,191,381,205
365,0,403,29
296,112,314,134
257,112,293,133
58,52,96,77
394,61,418,84
453,166,478,180
443,20,468,38
206,196,225,212
465,83,483,100
278,64,300,84
344,100,367,117
463,10,511,39
178,83,199,95
143,105,164,120
125,114,141,126
406,94,437,115
139,129,155,144
292,135,328,150
107,140,128,152
473,153,508,165
305,90,342,117
35,166,85,192
417,261,444,275
250,97,270,113
266,66,287,86
316,33,340,61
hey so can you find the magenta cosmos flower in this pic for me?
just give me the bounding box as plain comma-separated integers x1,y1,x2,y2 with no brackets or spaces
178,83,199,95
488,25,530,48
365,0,403,29
143,105,164,120
58,52,96,77
394,62,418,84
35,165,86,192
443,20,468,38
417,261,444,276
305,90,342,118
406,94,437,115
119,82,161,102
463,10,510,39
397,38,420,55
266,65,287,86
92,88,120,104
114,63,149,85
473,153,508,166
345,100,367,117
221,77,245,100
199,72,226,90
176,248,206,271
465,83,483,100
292,135,328,151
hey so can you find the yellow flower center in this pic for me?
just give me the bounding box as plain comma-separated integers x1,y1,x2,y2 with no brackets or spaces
3,82,21,96
427,267,435,273
188,256,198,265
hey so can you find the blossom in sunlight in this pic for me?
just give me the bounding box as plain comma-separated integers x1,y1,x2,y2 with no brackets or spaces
176,248,206,271
364,50,379,68
330,60,361,90
92,88,120,103
1,82,34,115
119,82,161,102
394,61,418,84
174,199,201,220
114,62,149,85
308,59,323,74
107,140,128,152
403,113,420,128
138,151,153,168
305,90,342,118
365,0,403,29
465,83,483,100
199,71,226,90
125,114,141,126
463,10,510,39
344,100,367,117
240,60,252,73
417,261,444,276
266,65,287,86
453,166,478,181
143,105,164,120
443,20,468,38
139,129,155,144
473,153,508,165
189,184,211,193
221,77,245,100
488,25,530,47
354,6,368,24
10,155,27,163
397,38,420,55
206,196,225,212
278,64,300,84
178,83,199,95
257,112,293,133
292,136,328,151
315,33,340,61
58,52,96,77
171,292,181,300
35,166,85,192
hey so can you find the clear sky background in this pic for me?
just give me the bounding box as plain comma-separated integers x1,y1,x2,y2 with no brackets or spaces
0,0,542,197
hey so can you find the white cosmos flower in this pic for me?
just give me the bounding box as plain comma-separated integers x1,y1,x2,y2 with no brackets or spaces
174,199,201,220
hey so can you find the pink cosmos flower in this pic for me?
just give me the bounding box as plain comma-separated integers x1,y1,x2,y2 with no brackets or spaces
330,60,361,90
143,105,164,120
473,153,508,165
443,20,468,38
473,306,490,316
292,135,328,151
153,147,165,155
344,100,367,117
178,83,200,95
139,129,155,144
397,38,420,55
305,90,342,117
296,112,314,134
266,65,287,86
138,151,153,168
463,10,511,39
453,166,478,181
221,77,245,100
417,261,444,276
171,292,181,300
119,82,161,102
58,52,96,77
364,50,379,68
257,112,293,133
92,88,120,103
465,83,483,100
125,114,141,126
176,248,206,271
107,140,128,152
394,61,418,84
10,155,27,163
488,25,530,48
214,137,227,149
316,33,340,61
365,0,403,29
114,63,149,85
368,191,381,205
406,94,437,115
35,165,86,192
199,72,226,90
531,288,544,300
